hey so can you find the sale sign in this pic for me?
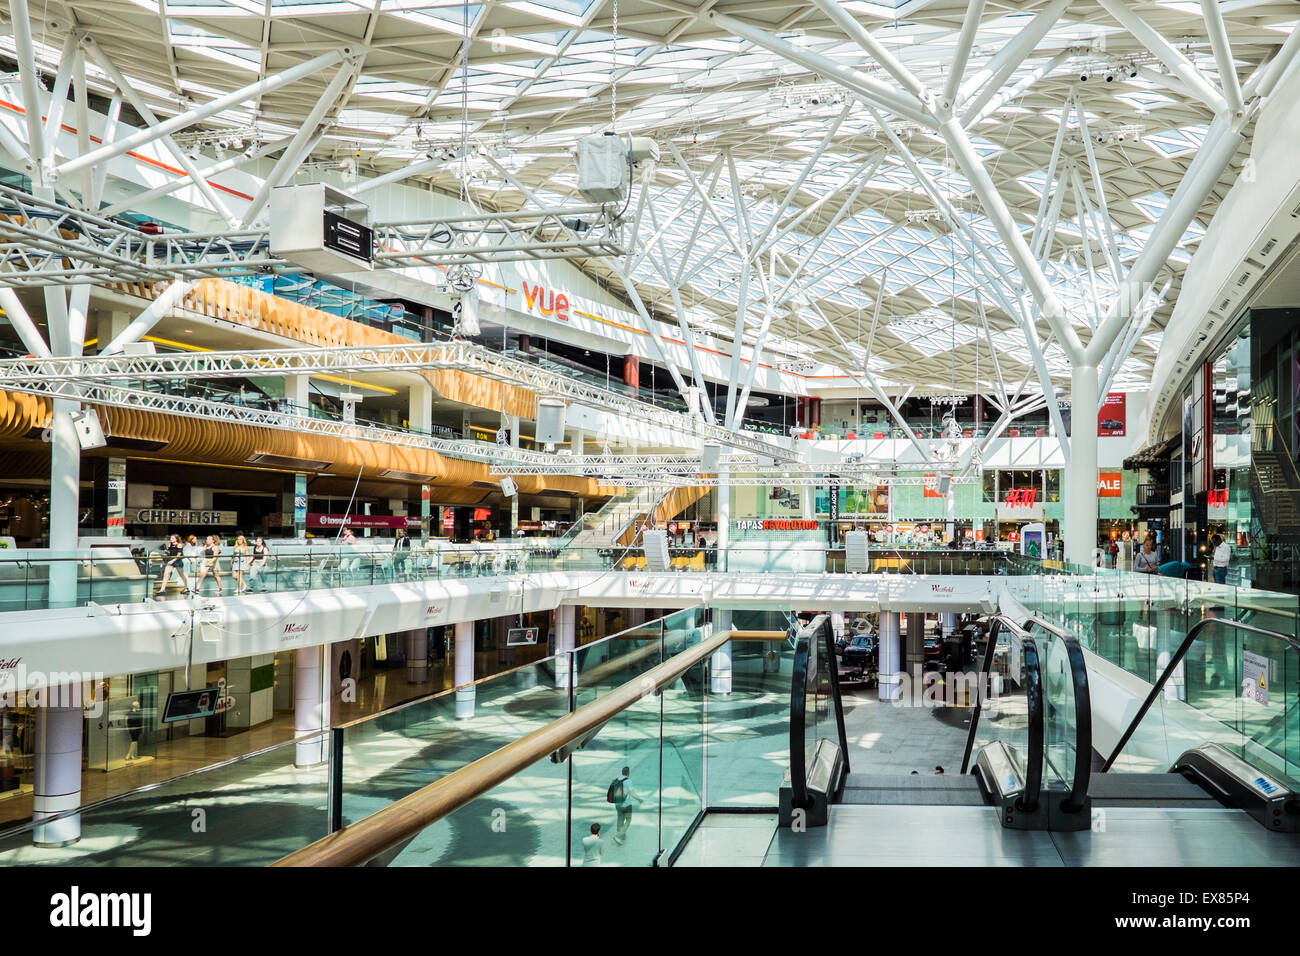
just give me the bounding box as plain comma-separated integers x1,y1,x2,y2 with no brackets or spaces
1097,472,1122,497
1098,393,1126,436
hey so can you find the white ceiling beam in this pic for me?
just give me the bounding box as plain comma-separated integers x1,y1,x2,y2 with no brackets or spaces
940,0,986,112
1094,0,1229,114
706,12,931,126
57,45,352,179
82,37,240,227
957,0,1074,121
1201,0,1244,115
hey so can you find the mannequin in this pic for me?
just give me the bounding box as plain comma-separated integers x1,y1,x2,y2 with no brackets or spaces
125,700,142,761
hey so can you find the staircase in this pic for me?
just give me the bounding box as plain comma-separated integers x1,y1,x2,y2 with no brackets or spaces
1251,424,1300,533
560,485,713,550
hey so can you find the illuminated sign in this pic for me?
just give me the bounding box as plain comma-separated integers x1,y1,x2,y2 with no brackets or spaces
1208,489,1228,507
1004,488,1037,508
733,519,819,531
1097,472,1122,497
521,280,570,322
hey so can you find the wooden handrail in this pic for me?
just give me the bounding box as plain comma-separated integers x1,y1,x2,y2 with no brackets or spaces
273,626,743,867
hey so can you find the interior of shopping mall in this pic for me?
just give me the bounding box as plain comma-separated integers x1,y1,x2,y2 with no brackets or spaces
0,0,1299,899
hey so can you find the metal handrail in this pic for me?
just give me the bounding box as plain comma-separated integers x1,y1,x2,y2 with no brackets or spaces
273,621,773,867
959,613,1047,812
1100,616,1300,772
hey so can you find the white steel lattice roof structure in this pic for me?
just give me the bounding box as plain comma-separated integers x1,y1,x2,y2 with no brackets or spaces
0,0,1297,401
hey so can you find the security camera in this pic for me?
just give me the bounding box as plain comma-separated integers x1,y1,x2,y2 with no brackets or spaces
1080,72,1089,82
1105,71,1115,82
1128,64,1138,78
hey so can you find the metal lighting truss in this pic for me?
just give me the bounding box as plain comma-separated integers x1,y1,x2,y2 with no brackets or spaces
0,374,557,469
0,185,626,287
0,340,796,460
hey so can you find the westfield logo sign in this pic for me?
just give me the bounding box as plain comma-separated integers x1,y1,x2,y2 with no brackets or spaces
522,280,571,321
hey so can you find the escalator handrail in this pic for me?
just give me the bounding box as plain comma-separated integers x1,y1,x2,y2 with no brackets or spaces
961,616,1009,773
787,615,849,810
1100,617,1300,772
1036,626,1092,813
821,620,851,780
959,613,1046,812
1021,637,1044,813
789,633,812,811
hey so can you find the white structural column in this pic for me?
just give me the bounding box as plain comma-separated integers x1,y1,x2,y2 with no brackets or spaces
455,620,475,718
710,467,732,694
877,611,902,701
1065,365,1099,564
405,629,428,684
294,645,329,768
32,691,82,846
47,399,80,607
710,609,733,695
905,612,926,675
554,605,576,689
408,381,433,434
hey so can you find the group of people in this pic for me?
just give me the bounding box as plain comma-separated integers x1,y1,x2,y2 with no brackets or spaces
155,533,272,599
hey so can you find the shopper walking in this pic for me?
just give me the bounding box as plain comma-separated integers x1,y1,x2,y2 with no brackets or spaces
1212,534,1231,585
393,527,411,580
155,533,189,599
195,534,225,596
607,765,645,845
231,535,250,594
183,534,202,582
248,536,271,591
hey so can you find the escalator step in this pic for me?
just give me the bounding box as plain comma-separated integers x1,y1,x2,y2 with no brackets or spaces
841,772,986,807
1090,773,1219,807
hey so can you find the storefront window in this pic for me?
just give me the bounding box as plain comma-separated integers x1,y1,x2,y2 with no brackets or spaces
982,470,997,503
1044,469,1061,503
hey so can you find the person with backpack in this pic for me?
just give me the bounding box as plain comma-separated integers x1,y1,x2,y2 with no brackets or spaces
606,765,645,846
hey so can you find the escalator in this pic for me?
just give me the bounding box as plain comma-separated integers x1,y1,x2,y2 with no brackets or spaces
1098,615,1300,835
782,612,1094,832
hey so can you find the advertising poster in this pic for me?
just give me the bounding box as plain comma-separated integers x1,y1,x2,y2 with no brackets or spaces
1097,472,1122,497
1098,392,1126,436
844,483,890,518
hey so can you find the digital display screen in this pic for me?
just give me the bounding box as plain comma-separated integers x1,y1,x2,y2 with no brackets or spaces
162,687,221,723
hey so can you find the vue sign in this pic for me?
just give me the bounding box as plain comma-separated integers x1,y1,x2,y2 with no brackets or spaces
522,281,570,321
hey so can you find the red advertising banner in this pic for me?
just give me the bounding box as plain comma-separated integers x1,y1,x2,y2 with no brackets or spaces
1098,392,1126,436
1097,472,1123,497
442,508,455,532
308,513,419,530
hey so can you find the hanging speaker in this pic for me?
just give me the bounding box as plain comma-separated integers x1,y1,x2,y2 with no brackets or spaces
535,398,567,445
71,408,107,450
938,474,952,496
701,444,721,472
500,476,518,498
